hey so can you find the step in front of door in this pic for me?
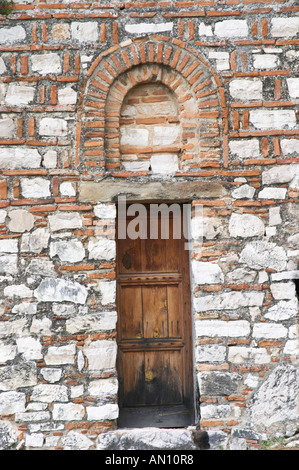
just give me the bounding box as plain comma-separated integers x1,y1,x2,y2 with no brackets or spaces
96,427,198,450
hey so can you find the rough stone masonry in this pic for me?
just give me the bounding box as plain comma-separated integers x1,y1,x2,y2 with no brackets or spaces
0,0,298,451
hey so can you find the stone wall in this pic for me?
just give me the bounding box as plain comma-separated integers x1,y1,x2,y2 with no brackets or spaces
0,0,298,451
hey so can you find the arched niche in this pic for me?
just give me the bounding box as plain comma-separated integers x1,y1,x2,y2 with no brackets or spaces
77,37,228,174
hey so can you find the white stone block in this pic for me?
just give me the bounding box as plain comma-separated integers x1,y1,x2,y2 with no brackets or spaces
286,78,299,99
83,340,117,371
58,86,77,105
53,403,85,421
94,203,116,219
0,26,26,44
120,128,149,146
8,209,34,233
192,260,224,285
60,181,76,197
240,241,287,271
229,139,260,159
0,392,26,415
39,118,68,137
269,206,282,226
71,22,99,42
88,237,116,260
229,79,263,101
153,126,180,146
48,212,82,232
31,53,61,74
97,280,116,305
25,434,44,448
122,161,150,172
0,239,18,253
44,344,76,366
0,148,41,170
253,54,279,69
0,342,17,363
258,187,287,199
0,118,14,138
262,165,292,185
21,228,50,253
281,139,299,155
88,378,118,398
125,22,173,34
232,184,256,199
198,23,213,36
4,284,33,298
0,255,18,275
208,51,230,70
50,239,85,263
194,292,264,313
265,299,298,322
31,384,68,403
5,85,35,106
150,154,178,174
228,213,264,238
195,319,250,337
16,337,42,360
196,344,226,363
228,347,271,365
253,323,288,339
0,57,7,75
34,278,88,304
249,110,296,130
87,404,119,421
214,20,248,38
20,177,51,199
43,150,57,169
271,17,299,38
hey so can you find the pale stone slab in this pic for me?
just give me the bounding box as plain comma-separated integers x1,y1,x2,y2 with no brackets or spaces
53,403,85,421
5,85,35,106
195,292,264,313
20,177,51,199
48,212,82,232
240,241,287,271
83,340,117,371
8,209,34,233
44,344,76,366
0,392,26,415
253,54,279,69
120,128,149,146
229,79,263,101
0,239,18,253
34,278,88,304
50,239,85,263
31,384,68,403
0,148,41,169
66,311,117,334
271,17,299,38
150,153,178,174
0,26,26,44
229,139,260,159
0,118,14,138
228,213,264,238
258,187,287,199
214,20,248,37
87,404,119,421
253,323,288,339
21,228,50,254
249,110,296,130
31,53,61,74
39,118,68,136
192,261,224,285
71,22,99,42
228,346,270,364
88,238,116,260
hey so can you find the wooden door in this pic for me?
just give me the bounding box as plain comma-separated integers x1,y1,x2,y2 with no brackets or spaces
116,203,194,428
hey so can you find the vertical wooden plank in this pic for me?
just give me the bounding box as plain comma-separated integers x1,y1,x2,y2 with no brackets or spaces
119,285,143,339
142,285,168,338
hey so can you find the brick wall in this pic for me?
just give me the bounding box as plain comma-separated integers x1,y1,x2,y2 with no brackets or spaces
0,0,298,451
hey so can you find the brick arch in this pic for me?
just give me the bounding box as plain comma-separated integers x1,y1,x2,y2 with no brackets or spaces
77,37,228,172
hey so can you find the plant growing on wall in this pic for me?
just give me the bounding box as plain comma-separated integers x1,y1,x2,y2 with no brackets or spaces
0,0,14,15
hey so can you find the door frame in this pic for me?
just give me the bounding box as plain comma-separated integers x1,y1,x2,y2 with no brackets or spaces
115,199,198,428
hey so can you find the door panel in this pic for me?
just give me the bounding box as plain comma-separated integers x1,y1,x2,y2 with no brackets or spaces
116,204,194,428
